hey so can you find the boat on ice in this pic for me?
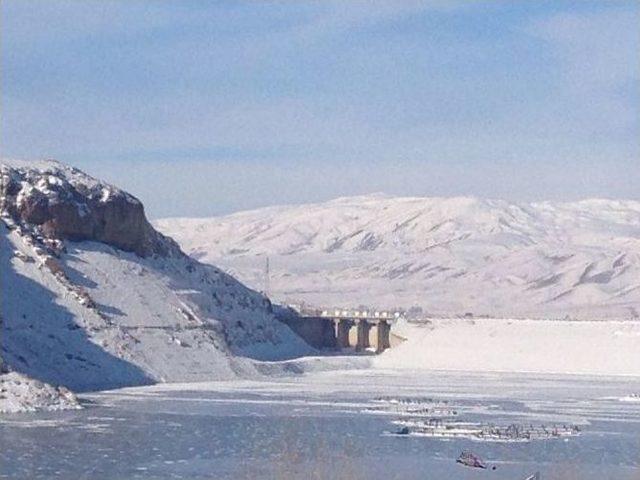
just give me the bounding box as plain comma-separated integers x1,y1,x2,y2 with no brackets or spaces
456,450,487,469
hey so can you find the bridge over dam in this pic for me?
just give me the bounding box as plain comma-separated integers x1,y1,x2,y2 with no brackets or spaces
281,308,403,353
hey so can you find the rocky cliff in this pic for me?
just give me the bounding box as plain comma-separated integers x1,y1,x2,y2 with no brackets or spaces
1,159,172,257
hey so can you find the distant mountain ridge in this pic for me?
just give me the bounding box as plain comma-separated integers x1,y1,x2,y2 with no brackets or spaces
155,195,640,320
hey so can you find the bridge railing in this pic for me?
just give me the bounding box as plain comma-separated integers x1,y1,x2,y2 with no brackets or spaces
316,309,399,321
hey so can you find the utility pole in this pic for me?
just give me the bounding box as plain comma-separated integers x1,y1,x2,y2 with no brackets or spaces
264,255,270,297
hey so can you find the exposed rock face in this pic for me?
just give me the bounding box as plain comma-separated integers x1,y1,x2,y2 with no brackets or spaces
1,159,174,257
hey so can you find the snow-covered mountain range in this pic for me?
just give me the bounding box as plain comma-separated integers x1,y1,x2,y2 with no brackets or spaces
0,159,311,395
156,195,640,320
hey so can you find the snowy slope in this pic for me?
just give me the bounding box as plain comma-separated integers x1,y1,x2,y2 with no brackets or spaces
155,195,640,319
376,318,640,376
1,159,312,392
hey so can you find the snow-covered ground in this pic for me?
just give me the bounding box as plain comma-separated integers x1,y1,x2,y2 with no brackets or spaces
377,318,640,376
155,194,640,320
156,195,640,378
1,159,313,396
3,159,639,416
1,222,312,391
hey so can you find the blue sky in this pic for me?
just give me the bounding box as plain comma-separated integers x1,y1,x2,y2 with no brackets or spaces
2,1,638,218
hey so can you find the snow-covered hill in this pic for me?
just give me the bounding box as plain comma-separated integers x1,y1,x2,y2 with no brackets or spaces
155,194,640,320
0,159,312,394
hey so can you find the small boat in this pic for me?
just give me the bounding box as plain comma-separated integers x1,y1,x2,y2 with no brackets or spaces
456,450,487,469
523,472,540,480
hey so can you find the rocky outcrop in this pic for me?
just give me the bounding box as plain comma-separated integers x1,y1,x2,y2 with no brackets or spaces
0,372,81,413
1,159,175,257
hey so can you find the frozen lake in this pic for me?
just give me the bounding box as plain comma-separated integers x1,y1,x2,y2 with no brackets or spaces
1,369,640,479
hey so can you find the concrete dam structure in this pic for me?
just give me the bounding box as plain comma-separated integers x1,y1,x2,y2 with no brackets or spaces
282,308,399,353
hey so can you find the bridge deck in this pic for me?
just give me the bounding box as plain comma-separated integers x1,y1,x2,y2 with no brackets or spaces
299,308,398,321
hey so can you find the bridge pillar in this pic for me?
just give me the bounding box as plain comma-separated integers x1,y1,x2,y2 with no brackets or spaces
355,319,371,352
334,319,352,349
375,320,391,353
